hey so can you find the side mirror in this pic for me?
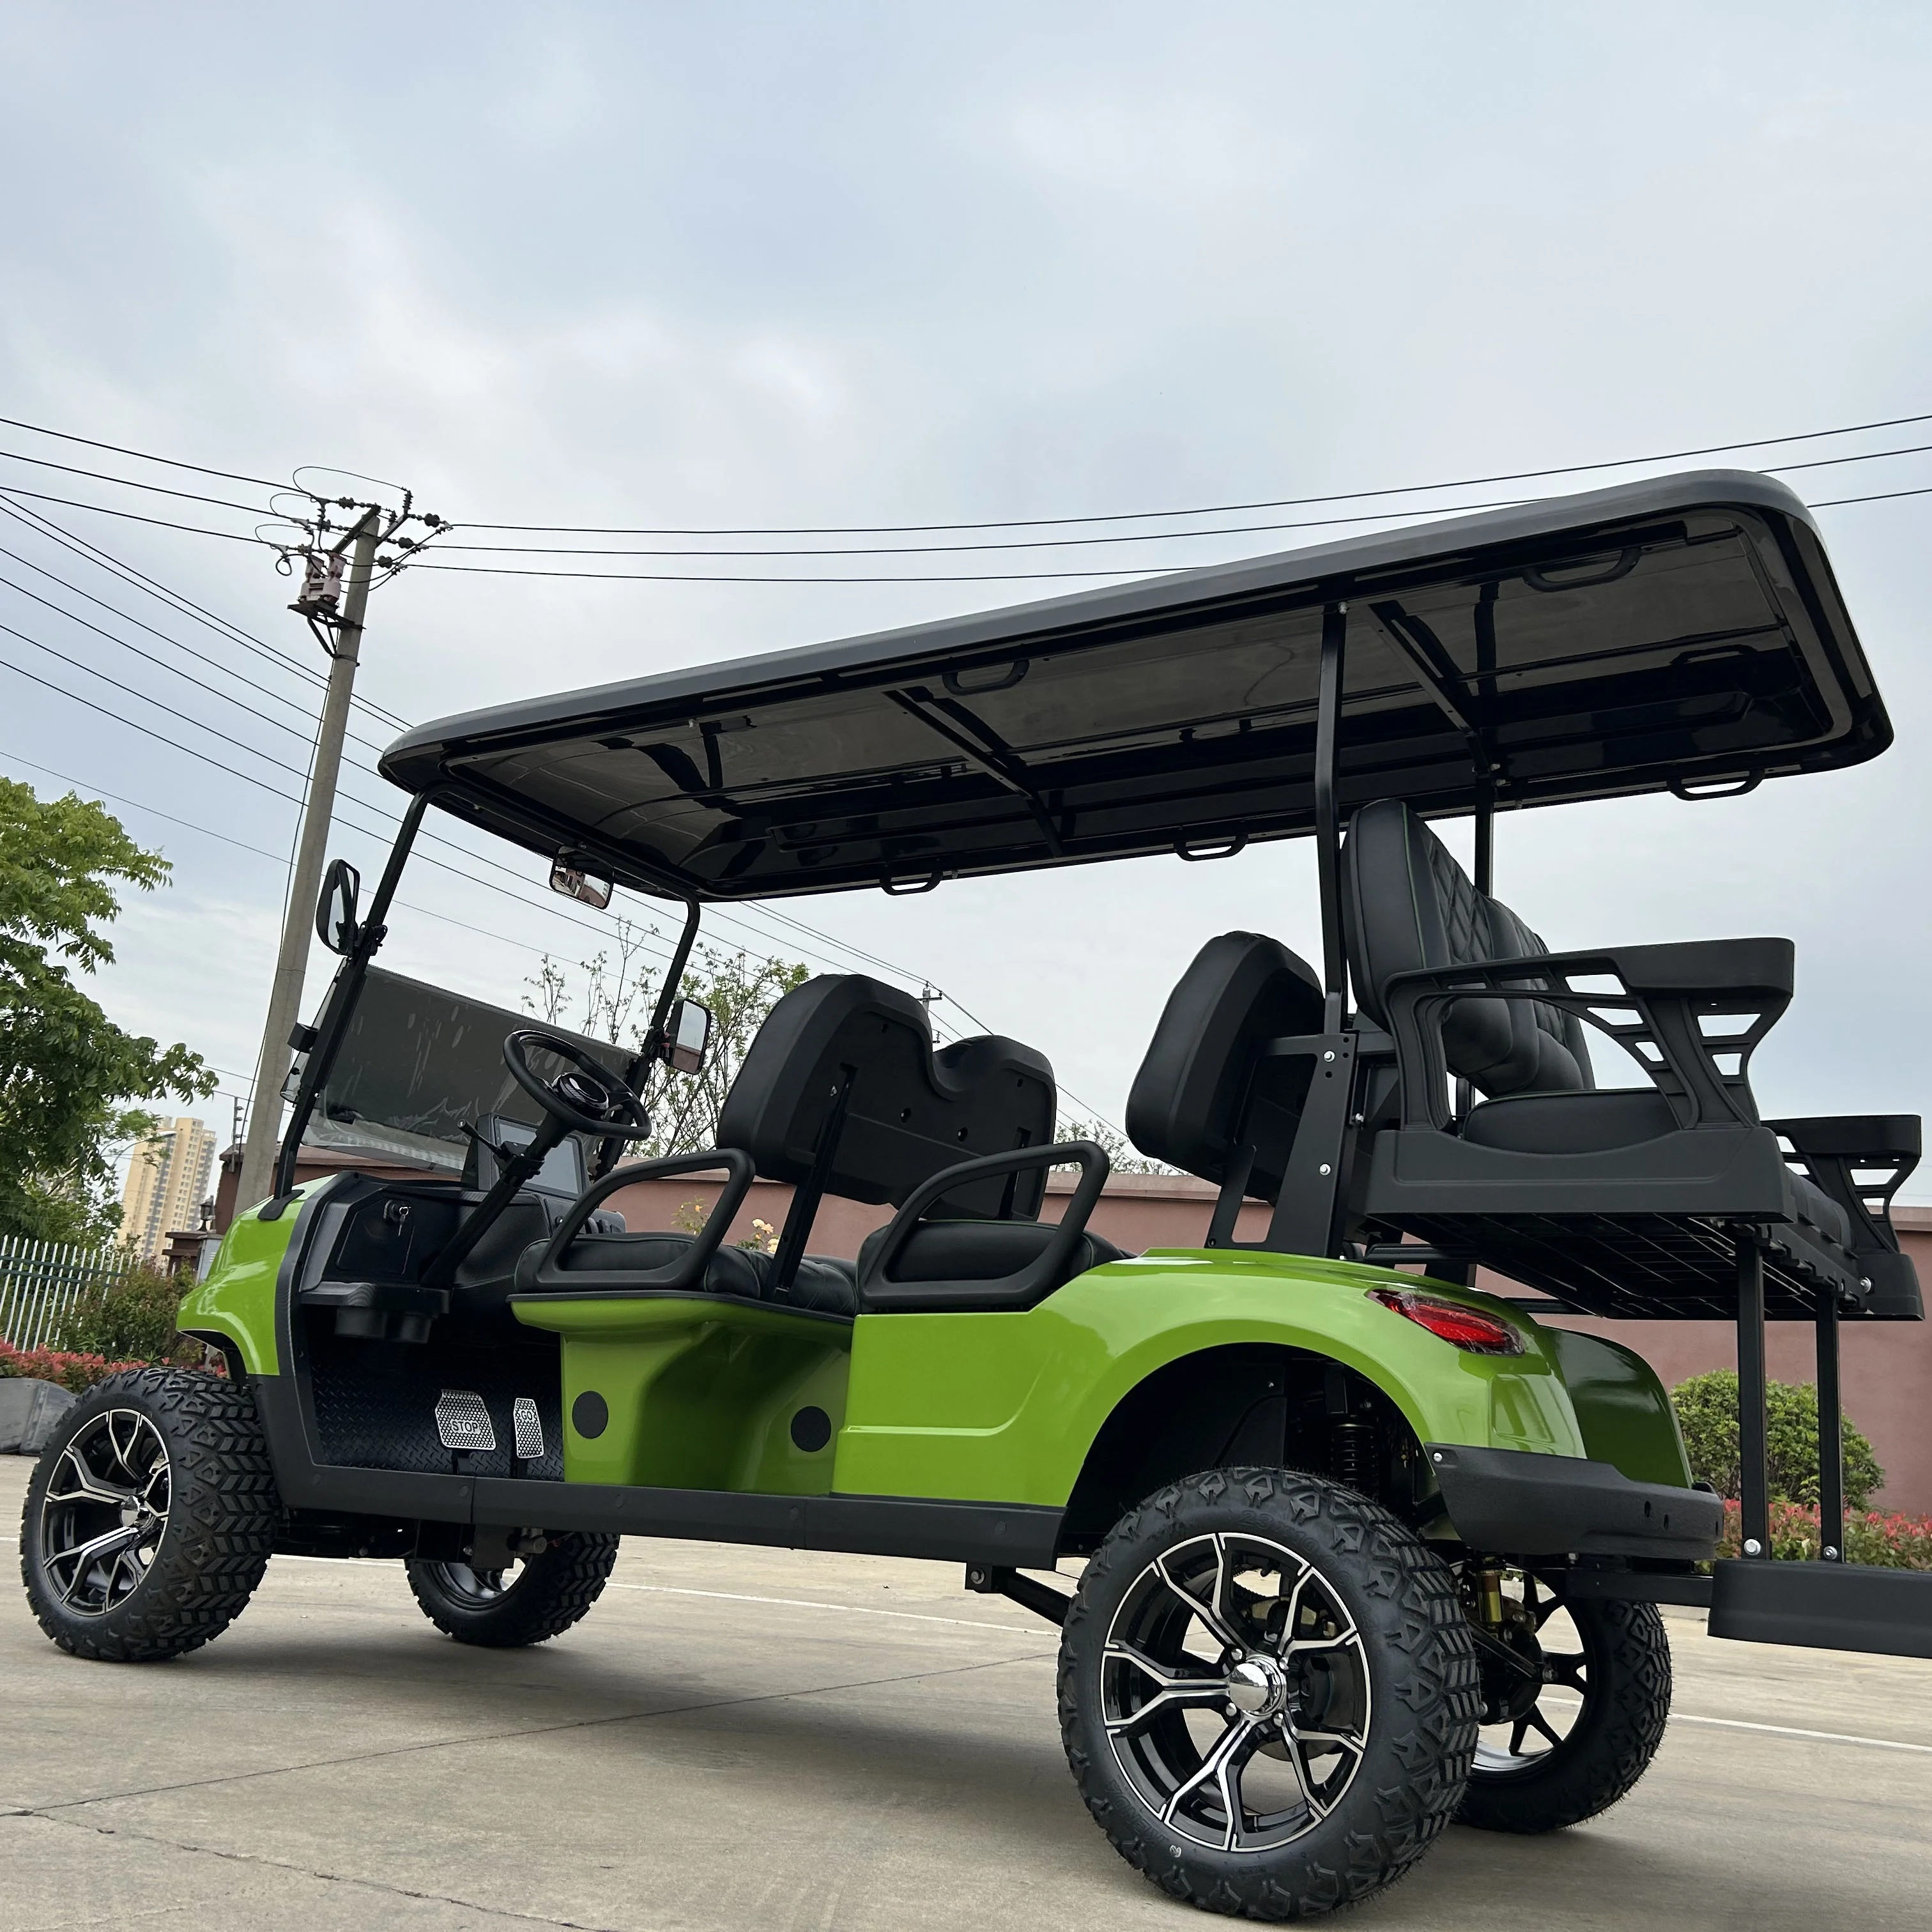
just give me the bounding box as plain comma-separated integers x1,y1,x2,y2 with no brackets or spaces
315,859,361,955
661,998,713,1075
549,859,613,910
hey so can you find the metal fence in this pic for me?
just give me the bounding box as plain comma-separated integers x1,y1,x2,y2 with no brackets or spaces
0,1236,139,1353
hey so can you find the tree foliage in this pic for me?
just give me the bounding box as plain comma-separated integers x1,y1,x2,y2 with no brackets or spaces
1671,1369,1883,1510
0,778,213,1245
526,922,808,1155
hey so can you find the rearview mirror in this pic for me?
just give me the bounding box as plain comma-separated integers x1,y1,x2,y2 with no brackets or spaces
549,859,613,910
661,998,713,1074
315,859,361,955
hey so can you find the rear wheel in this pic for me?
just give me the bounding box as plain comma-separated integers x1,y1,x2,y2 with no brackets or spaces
406,1532,619,1646
1457,1570,1671,1834
1059,1467,1480,1920
20,1368,279,1662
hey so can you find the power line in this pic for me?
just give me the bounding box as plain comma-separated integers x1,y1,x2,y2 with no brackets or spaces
0,548,392,757
0,413,284,489
0,484,280,545
454,406,1932,535
0,618,323,784
0,446,280,517
0,494,413,732
426,439,1932,560
0,571,347,755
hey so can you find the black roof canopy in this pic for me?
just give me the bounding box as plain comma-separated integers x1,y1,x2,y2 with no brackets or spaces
381,471,1888,903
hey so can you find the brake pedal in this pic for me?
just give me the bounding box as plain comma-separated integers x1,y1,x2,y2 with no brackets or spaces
434,1389,496,1452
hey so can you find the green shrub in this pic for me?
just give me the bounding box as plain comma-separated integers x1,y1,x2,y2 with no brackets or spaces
52,1262,200,1365
1672,1369,1883,1508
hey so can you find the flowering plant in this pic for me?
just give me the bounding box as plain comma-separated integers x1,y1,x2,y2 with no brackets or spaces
0,1340,149,1394
1715,1498,1932,1570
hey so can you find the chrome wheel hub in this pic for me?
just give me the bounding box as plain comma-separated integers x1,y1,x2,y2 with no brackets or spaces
1226,1655,1287,1719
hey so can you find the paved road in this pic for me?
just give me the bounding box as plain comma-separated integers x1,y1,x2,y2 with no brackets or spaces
5,1455,1930,1932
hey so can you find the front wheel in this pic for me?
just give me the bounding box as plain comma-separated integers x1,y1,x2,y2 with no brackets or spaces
1457,1570,1671,1834
20,1368,279,1662
1059,1466,1481,1920
406,1531,619,1647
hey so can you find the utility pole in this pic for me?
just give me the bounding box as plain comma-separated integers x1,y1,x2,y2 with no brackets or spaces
233,509,380,1210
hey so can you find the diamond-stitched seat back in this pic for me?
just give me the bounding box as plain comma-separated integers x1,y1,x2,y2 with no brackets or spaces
1340,800,1593,1098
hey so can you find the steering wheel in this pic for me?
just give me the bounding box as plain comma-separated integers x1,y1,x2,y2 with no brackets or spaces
502,1030,653,1140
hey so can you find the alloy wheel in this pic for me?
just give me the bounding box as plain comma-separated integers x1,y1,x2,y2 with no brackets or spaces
37,1408,171,1616
1101,1530,1373,1853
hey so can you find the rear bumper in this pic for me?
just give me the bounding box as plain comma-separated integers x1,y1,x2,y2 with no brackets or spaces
1426,1443,1722,1560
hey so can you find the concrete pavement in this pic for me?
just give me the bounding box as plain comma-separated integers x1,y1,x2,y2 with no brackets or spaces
4,1454,1930,1931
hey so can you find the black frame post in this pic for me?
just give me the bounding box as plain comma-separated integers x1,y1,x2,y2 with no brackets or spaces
1735,1230,1772,1560
1314,600,1349,1032
1815,1289,1845,1562
270,791,434,1202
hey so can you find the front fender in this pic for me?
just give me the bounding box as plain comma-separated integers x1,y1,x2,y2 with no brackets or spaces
176,1181,334,1376
834,1249,1588,1506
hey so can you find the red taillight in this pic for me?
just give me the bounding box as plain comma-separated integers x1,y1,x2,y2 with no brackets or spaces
1367,1287,1523,1356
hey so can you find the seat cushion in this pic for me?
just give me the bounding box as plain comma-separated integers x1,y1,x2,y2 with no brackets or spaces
533,1231,860,1315
1462,1089,1680,1156
1461,1090,1853,1248
857,1218,1129,1293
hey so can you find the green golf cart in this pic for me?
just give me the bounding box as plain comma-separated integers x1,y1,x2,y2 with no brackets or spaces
20,468,1928,1919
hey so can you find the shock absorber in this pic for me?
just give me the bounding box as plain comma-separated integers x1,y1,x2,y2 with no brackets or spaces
1329,1419,1374,1496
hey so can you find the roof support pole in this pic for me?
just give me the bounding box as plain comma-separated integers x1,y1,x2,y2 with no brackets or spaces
1735,1230,1771,1559
1816,1289,1845,1562
269,790,433,1202
1314,601,1349,1031
1473,579,1499,898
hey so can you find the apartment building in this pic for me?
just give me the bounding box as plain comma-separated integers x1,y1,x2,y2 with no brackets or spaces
118,1117,218,1264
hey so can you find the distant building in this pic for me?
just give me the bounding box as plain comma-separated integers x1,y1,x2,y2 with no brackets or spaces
118,1117,217,1263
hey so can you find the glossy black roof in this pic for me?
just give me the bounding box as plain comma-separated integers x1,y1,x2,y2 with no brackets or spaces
381,470,1887,903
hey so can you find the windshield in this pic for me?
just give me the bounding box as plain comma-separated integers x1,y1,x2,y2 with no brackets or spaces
303,965,634,1176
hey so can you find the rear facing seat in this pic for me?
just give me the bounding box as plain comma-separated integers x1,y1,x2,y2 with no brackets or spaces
1340,799,1853,1255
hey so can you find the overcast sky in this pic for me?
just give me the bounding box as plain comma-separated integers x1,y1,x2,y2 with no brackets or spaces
2,4,1929,1184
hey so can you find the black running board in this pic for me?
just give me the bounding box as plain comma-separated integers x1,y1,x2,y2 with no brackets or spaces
254,1369,1059,1566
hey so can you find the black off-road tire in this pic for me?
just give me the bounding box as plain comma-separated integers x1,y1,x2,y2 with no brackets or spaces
406,1532,620,1647
1459,1595,1671,1834
20,1368,279,1662
1059,1466,1481,1920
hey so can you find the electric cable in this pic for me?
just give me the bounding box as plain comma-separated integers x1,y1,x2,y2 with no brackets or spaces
0,618,326,784
0,569,385,756
0,544,370,741
0,413,284,489
0,484,286,545
0,446,284,517
427,440,1932,561
456,407,1932,535
0,494,414,732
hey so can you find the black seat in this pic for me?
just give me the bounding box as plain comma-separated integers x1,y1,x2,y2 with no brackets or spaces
1124,931,1328,1219
855,1217,1126,1289
1341,799,1909,1317
539,1230,861,1315
520,974,1116,1315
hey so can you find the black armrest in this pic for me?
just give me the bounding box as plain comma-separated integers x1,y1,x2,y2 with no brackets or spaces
518,1148,755,1293
1381,939,1795,1133
859,1141,1110,1313
1769,1115,1922,1254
